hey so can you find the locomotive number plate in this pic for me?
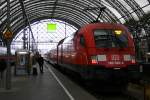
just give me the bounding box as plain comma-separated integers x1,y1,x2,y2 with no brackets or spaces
108,61,124,65
111,55,120,61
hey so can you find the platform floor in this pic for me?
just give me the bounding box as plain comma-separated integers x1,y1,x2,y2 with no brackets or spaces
0,62,97,100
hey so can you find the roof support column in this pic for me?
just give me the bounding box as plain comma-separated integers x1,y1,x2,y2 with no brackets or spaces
19,0,37,51
5,0,11,90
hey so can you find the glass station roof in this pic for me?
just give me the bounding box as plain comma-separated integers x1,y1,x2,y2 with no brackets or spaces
0,0,150,42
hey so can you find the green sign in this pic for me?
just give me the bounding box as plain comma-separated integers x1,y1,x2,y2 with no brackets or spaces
47,23,56,32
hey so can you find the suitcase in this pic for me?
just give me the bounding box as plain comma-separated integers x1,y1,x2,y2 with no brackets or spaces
33,67,38,75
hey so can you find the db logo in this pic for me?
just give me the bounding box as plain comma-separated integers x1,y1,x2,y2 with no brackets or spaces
111,55,120,61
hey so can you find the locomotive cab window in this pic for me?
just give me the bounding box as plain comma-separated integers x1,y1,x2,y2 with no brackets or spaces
80,35,85,47
94,29,128,48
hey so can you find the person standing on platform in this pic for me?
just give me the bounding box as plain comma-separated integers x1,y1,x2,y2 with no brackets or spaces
37,54,44,73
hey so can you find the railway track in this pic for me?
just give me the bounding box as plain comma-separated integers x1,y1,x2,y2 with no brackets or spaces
80,81,138,100
51,64,139,100
46,61,150,100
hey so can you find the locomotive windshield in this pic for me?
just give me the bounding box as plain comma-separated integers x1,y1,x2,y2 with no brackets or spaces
94,29,128,48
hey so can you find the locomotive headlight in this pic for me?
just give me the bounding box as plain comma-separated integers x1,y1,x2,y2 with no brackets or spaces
97,55,107,61
131,56,136,64
91,55,107,64
124,55,136,63
91,56,98,64
124,54,131,61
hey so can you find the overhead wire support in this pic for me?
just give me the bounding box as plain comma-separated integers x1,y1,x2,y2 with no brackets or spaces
83,6,106,23
19,0,37,51
83,0,106,23
95,7,106,22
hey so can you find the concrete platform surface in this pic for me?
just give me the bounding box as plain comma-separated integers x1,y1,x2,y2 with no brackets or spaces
0,63,97,100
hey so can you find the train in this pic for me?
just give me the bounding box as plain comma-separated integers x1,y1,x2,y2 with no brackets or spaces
46,22,140,83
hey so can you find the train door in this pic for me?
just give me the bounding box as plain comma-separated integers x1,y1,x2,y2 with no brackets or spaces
57,44,63,64
76,34,88,64
57,45,59,64
60,45,63,63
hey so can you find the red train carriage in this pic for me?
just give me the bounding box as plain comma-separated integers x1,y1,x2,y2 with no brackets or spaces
48,22,140,82
46,48,58,64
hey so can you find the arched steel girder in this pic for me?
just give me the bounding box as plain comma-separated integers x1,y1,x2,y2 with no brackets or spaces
65,0,120,23
10,4,21,15
0,10,23,34
18,0,119,27
0,0,21,33
0,16,24,42
0,0,20,17
25,4,94,22
11,16,81,40
28,10,87,26
106,0,134,21
86,0,120,23
0,0,149,42
4,11,81,41
1,6,83,36
54,10,113,24
103,8,120,23
0,20,7,39
124,0,145,19
26,7,92,26
24,0,121,22
24,0,116,22
10,0,20,9
26,7,116,27
24,0,95,19
13,11,118,37
0,0,125,36
18,0,94,29
0,1,82,40
9,4,88,27
10,14,81,40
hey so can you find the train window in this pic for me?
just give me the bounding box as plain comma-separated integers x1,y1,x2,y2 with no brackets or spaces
113,30,128,48
94,30,112,48
80,35,85,47
94,29,128,48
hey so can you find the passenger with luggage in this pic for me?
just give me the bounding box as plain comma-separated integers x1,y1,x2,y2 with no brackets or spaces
37,54,44,73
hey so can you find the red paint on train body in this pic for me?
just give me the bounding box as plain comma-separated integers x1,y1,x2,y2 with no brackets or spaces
47,22,140,81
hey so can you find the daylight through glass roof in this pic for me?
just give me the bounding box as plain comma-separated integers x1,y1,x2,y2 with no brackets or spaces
0,0,150,45
11,19,77,54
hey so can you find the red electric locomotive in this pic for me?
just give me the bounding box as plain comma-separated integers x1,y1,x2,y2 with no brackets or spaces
48,22,140,82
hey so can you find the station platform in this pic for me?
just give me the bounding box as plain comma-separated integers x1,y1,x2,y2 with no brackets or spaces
0,62,97,100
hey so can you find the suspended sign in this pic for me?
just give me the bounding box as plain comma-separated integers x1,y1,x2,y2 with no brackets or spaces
47,23,57,32
4,29,13,40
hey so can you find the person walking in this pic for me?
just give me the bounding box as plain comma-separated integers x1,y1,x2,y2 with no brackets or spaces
37,55,44,73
